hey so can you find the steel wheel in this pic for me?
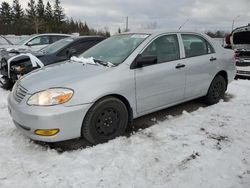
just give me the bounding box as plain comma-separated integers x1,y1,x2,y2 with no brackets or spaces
204,75,227,105
95,107,120,136
82,97,128,144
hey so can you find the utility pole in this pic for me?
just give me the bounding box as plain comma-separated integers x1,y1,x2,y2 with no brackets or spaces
232,15,240,31
125,16,129,32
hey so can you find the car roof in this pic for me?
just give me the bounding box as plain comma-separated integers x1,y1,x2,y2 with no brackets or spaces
67,36,106,41
121,29,206,36
30,33,72,37
34,33,72,36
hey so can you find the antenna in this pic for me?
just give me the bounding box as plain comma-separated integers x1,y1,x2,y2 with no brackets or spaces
125,16,129,32
178,18,190,30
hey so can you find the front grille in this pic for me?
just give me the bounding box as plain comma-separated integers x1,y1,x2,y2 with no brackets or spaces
13,83,28,103
236,59,250,66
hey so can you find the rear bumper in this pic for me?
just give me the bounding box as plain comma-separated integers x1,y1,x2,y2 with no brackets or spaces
8,93,92,142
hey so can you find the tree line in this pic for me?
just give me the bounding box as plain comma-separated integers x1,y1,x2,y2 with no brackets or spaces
0,0,110,36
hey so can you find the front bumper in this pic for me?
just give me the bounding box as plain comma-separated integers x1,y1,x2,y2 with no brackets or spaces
8,93,92,142
236,65,250,77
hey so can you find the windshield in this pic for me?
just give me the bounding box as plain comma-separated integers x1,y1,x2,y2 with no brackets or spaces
40,37,75,54
0,36,13,45
79,34,149,65
14,35,36,45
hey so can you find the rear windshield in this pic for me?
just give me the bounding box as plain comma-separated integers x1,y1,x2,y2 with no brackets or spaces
233,31,250,44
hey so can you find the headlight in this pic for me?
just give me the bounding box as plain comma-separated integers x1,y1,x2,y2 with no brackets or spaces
27,88,74,106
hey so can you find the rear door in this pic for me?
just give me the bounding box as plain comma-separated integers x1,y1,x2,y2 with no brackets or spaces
180,34,218,99
135,34,186,114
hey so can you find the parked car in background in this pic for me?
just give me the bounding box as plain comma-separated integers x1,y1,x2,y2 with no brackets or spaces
8,30,236,145
0,36,105,89
230,24,250,77
0,33,72,59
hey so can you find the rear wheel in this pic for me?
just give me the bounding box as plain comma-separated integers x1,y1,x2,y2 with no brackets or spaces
82,97,128,144
203,75,227,105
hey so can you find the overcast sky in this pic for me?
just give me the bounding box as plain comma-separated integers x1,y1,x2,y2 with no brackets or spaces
1,0,250,34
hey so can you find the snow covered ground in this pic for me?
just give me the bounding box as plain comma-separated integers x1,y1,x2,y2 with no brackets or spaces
0,80,250,188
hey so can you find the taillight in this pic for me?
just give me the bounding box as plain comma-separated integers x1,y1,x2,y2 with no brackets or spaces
225,34,231,45
234,52,239,59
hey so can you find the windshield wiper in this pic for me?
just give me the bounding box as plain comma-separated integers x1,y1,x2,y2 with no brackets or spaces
93,58,115,67
0,35,13,45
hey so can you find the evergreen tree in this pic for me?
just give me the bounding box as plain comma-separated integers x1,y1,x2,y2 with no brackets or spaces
36,0,44,18
0,2,13,34
118,27,121,34
12,0,24,34
69,17,75,33
44,1,53,32
0,0,110,36
36,0,45,32
84,22,90,34
26,0,38,33
53,0,65,32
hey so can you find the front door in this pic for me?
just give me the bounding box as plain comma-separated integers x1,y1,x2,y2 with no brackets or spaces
135,34,186,114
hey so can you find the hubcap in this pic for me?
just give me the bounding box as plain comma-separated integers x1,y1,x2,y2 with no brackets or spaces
95,108,120,136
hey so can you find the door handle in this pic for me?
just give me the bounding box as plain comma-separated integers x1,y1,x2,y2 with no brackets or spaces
210,57,217,61
175,63,185,69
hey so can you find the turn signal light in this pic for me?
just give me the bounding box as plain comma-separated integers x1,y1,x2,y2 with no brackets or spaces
35,129,59,136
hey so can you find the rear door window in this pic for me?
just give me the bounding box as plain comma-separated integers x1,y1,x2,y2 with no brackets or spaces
50,35,68,43
181,34,214,58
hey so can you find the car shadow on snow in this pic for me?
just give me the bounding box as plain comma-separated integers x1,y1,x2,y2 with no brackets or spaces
37,94,234,151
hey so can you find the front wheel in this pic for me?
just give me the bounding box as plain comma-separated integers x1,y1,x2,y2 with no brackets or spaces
82,97,128,144
203,75,227,105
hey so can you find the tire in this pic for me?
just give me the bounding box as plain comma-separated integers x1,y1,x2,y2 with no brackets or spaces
82,97,128,144
203,75,227,105
0,76,13,90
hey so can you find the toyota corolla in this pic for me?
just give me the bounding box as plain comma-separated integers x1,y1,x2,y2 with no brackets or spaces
8,30,236,145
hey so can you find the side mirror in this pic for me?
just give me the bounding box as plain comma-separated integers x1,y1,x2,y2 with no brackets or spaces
134,55,157,68
26,42,33,47
66,48,77,58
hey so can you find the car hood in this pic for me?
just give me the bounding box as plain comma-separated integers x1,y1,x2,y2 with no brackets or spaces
3,50,44,61
19,60,110,93
0,44,30,52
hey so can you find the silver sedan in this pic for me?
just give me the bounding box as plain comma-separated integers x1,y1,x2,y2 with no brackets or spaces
8,30,236,144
